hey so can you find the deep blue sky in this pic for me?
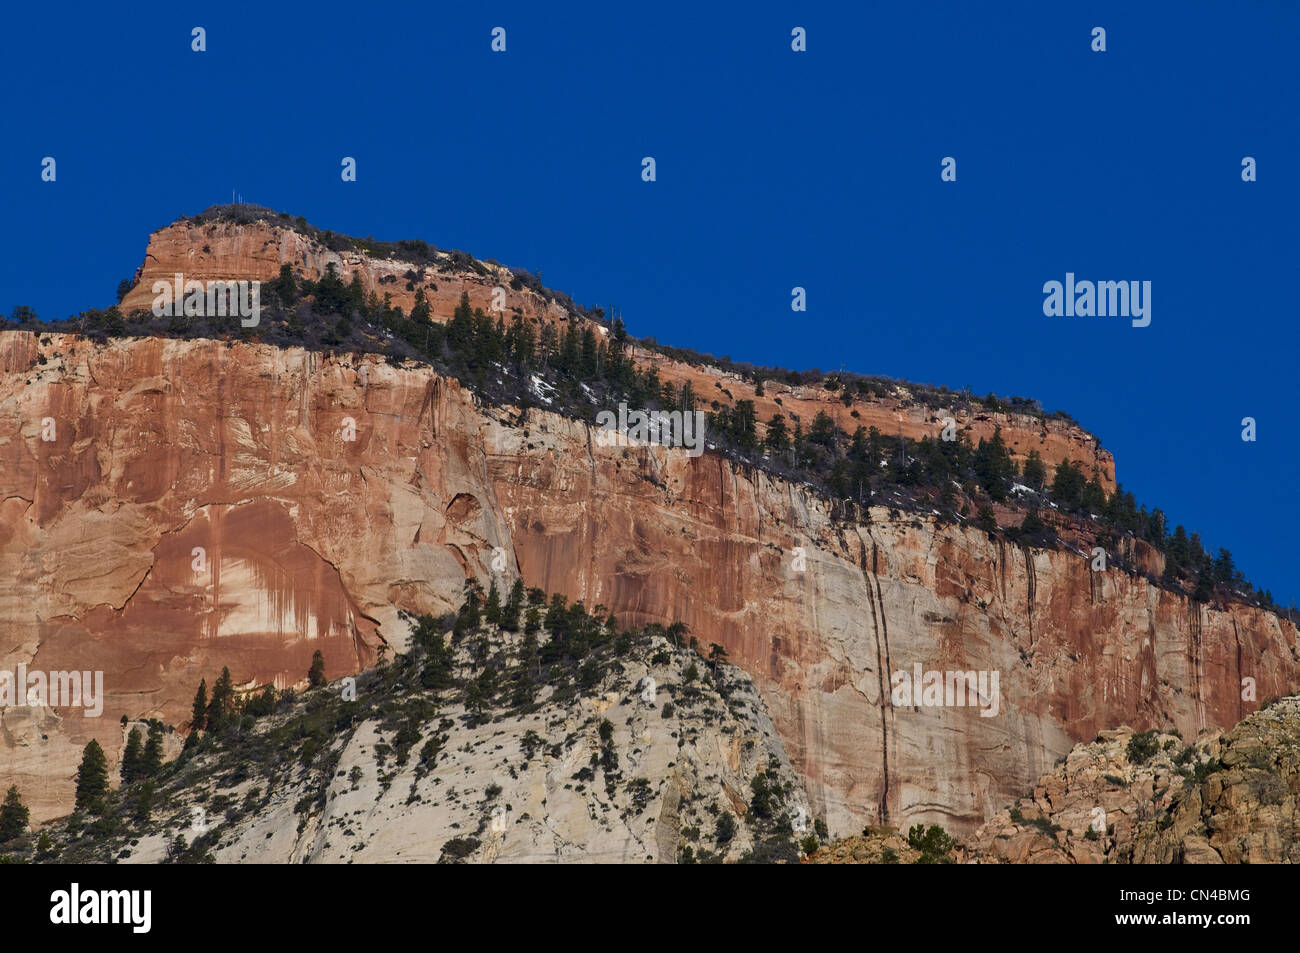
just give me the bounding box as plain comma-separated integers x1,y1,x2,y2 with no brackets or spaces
2,2,1296,602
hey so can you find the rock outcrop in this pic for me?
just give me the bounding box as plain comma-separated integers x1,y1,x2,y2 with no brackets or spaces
1,214,1294,838
965,696,1300,863
811,696,1300,864
119,215,1115,488
34,622,811,865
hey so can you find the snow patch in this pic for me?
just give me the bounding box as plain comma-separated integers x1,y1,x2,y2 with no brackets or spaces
529,375,556,404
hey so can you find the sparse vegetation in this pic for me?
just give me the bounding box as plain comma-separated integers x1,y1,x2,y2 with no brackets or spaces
12,203,1285,618
907,823,957,864
1126,730,1161,766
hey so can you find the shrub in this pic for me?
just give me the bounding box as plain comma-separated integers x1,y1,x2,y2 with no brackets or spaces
714,812,737,845
1126,730,1161,765
439,837,480,862
907,823,956,864
0,787,29,842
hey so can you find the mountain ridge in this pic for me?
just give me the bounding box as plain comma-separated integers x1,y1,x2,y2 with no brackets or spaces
0,209,1294,843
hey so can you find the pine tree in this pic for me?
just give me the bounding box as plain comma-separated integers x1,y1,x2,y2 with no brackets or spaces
191,678,207,731
1022,450,1046,490
167,835,188,861
455,580,483,635
1213,548,1236,585
419,626,454,691
764,414,789,454
315,261,348,315
519,629,541,679
973,427,1015,502
447,292,475,354
1050,460,1085,510
559,321,580,374
828,458,851,499
121,727,143,782
501,579,524,632
1081,475,1107,515
0,785,29,841
75,739,109,813
1193,572,1215,603
411,287,431,323
484,580,503,626
347,272,366,313
134,781,154,823
308,650,327,688
273,263,297,306
732,400,758,449
141,724,164,776
1147,508,1167,546
1168,525,1192,570
808,411,837,449
847,425,869,462
207,667,235,731
1020,510,1047,537
512,316,536,368
580,327,598,378
537,322,556,368
1190,532,1211,573
473,309,503,366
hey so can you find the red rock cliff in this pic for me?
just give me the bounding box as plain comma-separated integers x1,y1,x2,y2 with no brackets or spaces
120,218,1115,488
1,325,1292,830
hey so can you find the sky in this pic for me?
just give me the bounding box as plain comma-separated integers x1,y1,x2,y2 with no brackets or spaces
2,1,1297,602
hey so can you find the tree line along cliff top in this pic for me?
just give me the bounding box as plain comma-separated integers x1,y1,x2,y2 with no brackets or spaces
0,205,1287,617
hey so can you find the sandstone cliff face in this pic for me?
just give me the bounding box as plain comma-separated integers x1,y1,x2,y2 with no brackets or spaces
2,328,1294,833
120,219,567,329
0,331,512,819
118,218,1115,487
488,411,1298,836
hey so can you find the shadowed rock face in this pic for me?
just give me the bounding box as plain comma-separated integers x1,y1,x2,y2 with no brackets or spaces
3,328,1295,833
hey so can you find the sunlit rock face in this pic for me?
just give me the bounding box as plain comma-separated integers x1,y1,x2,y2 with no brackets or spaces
120,217,1116,489
0,331,503,819
2,325,1293,833
485,412,1299,836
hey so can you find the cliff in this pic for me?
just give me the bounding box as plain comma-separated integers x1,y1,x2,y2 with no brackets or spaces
1,321,1293,831
810,695,1300,864
118,214,1115,488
